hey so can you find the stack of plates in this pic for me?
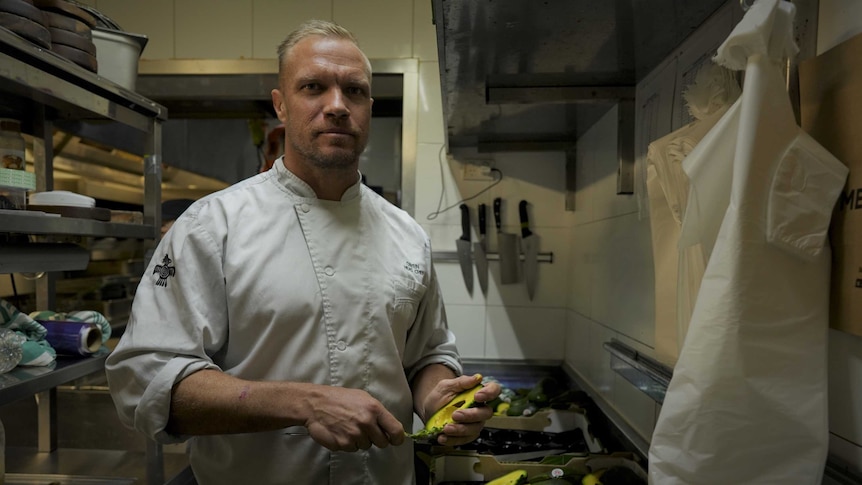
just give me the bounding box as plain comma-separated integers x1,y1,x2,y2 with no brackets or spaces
0,0,51,49
33,0,97,72
30,190,95,207
0,0,99,72
28,190,111,220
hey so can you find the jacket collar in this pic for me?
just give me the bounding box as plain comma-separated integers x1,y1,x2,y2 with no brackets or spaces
273,156,362,202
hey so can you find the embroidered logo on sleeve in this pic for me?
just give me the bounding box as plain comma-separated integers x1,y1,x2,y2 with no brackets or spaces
153,254,176,287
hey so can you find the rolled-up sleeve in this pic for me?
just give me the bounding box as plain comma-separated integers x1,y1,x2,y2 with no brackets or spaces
106,210,227,443
402,245,463,381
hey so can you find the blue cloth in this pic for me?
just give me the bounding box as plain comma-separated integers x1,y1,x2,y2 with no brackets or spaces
0,299,56,366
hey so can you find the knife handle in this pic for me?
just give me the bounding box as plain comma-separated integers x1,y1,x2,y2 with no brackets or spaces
519,200,533,238
493,197,502,231
478,203,486,236
459,204,470,241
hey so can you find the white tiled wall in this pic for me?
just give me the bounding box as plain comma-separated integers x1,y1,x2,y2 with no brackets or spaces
563,105,658,444
251,1,333,59
175,0,253,59
412,0,438,61
417,61,445,143
92,0,175,59
333,0,413,60
484,306,566,360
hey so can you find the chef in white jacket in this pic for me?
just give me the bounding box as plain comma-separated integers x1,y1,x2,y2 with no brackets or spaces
106,19,500,485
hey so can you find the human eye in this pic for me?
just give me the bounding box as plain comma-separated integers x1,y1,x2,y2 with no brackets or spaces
346,85,368,97
300,82,322,92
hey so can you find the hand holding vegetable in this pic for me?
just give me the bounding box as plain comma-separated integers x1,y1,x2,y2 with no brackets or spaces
411,373,501,446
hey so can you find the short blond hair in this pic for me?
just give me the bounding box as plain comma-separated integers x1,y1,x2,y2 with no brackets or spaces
276,20,372,80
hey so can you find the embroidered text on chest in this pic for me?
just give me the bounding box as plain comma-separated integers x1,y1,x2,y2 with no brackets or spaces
403,261,425,276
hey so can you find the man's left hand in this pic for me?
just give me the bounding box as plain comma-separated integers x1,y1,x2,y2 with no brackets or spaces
422,374,501,447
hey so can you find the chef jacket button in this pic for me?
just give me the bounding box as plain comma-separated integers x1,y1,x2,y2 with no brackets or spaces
324,266,335,276
300,203,310,213
336,340,347,351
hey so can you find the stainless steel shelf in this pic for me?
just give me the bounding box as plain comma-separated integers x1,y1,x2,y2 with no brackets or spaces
6,448,190,484
5,473,135,485
0,351,109,406
0,242,90,273
0,211,156,239
0,28,166,131
0,24,165,485
603,339,672,404
432,250,554,263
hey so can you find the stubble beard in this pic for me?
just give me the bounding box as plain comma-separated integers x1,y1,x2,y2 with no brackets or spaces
290,137,363,170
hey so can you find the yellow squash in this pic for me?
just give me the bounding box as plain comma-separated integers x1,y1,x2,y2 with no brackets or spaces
486,469,528,485
408,375,484,440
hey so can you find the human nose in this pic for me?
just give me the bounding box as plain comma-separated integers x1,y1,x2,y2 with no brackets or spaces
323,89,349,118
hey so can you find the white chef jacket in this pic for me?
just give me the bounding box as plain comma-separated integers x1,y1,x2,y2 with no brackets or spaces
105,157,462,485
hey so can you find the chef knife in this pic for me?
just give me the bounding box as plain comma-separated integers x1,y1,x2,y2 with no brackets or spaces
519,199,539,300
456,204,474,293
494,197,519,284
474,203,489,294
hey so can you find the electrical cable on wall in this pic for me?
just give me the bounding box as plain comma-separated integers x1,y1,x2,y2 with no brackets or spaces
426,144,503,220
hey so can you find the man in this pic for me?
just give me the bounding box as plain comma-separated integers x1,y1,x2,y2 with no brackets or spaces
105,19,500,484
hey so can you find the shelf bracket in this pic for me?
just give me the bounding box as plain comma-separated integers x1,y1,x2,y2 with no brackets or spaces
36,388,57,452
617,99,635,194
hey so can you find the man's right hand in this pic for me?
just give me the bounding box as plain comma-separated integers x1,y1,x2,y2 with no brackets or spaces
304,385,406,452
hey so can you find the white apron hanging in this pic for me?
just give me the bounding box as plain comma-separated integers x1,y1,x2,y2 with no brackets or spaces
647,63,740,364
649,1,849,483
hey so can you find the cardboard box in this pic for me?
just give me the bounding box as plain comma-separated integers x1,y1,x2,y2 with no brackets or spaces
485,407,604,453
430,451,646,484
800,32,862,336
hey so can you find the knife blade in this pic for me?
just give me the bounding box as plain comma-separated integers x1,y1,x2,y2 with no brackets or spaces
456,204,474,294
495,197,519,284
519,199,539,300
474,203,489,294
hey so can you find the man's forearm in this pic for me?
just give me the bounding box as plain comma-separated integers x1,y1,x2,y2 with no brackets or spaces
166,369,311,435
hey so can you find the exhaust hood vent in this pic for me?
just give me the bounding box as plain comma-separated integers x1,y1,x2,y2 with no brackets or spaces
432,0,729,152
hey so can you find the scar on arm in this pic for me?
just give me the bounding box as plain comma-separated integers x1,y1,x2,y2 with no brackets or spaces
238,385,250,400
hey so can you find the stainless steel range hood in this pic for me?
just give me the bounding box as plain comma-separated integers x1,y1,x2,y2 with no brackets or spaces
432,0,729,152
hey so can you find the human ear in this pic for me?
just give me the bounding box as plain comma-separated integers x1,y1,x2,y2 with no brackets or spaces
271,89,287,122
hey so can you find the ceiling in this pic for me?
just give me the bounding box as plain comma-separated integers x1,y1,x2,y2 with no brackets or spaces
432,0,728,152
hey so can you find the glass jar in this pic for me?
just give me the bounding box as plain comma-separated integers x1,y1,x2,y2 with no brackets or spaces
0,118,25,171
0,328,23,374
